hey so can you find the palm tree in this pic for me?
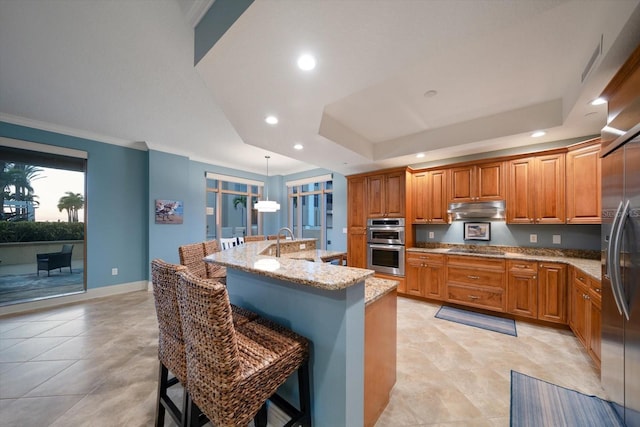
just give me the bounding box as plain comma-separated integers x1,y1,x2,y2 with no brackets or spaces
57,192,85,222
1,163,42,220
233,196,247,229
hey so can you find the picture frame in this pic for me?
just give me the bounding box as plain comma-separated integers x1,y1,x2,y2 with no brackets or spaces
463,222,491,241
155,199,183,224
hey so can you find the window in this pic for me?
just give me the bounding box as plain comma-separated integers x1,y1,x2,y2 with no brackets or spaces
0,139,87,306
205,173,262,239
287,174,333,249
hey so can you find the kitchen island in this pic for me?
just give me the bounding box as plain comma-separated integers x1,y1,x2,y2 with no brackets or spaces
205,239,397,426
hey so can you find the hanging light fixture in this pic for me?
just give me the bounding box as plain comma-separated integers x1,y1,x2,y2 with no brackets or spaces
254,155,280,212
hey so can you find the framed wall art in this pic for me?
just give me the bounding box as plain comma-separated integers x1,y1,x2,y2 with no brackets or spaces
155,199,183,224
463,222,491,241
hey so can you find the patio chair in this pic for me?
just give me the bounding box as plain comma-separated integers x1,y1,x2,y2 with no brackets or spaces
36,244,74,276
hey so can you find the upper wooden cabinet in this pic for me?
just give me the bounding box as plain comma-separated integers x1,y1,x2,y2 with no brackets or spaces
450,161,505,203
507,153,565,224
566,141,601,224
367,171,405,218
411,169,448,224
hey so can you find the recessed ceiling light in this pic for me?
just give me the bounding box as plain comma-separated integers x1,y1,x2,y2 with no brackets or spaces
297,54,316,71
590,97,607,106
416,153,425,158
265,115,278,125
531,131,546,138
293,143,303,150
423,90,438,98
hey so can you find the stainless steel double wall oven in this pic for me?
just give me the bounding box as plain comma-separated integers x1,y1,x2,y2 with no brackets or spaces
366,218,405,276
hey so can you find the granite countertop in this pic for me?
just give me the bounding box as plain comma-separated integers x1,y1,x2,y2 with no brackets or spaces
205,239,374,291
280,249,346,263
407,246,601,281
365,277,398,306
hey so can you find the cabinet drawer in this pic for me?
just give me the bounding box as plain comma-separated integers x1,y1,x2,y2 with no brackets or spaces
446,267,505,289
447,284,504,311
572,269,590,286
447,255,505,271
407,253,444,265
507,260,538,273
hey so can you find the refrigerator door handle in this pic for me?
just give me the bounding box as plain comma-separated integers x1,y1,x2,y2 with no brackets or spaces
608,200,625,316
611,199,631,320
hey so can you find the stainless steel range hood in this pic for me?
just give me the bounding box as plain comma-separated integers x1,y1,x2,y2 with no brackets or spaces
447,200,506,220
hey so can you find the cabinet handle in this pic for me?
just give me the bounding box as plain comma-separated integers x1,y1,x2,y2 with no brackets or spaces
467,275,480,280
578,276,585,282
468,295,480,300
595,288,602,293
533,276,537,279
515,264,527,268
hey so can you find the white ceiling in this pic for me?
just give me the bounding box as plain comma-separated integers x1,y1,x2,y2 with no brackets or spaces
1,0,639,176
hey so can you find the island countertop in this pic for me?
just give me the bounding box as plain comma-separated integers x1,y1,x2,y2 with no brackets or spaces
205,239,374,291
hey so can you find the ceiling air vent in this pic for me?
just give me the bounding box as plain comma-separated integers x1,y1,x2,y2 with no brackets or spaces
582,34,603,83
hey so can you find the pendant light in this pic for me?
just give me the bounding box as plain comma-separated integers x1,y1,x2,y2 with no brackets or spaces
254,155,280,212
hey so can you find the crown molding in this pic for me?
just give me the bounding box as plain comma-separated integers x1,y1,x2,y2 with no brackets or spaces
185,0,215,28
0,113,147,150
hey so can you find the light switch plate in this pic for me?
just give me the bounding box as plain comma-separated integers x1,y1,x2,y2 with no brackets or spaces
299,243,306,249
342,227,347,234
428,232,435,239
111,268,118,276
553,234,561,244
529,234,537,243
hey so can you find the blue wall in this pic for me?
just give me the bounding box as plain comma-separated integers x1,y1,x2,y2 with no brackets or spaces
0,121,149,289
415,222,601,251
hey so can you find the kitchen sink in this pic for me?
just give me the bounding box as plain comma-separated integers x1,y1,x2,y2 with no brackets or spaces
447,247,505,256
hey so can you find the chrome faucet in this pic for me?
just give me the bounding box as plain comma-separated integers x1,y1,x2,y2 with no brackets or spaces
276,227,295,257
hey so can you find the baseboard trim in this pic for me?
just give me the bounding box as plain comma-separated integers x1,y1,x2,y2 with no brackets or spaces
0,281,148,316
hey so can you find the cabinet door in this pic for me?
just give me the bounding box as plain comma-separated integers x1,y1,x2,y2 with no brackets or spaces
535,154,565,224
347,176,368,268
506,261,538,318
385,171,405,217
589,288,602,367
428,170,449,224
347,230,367,269
405,257,423,296
423,263,445,300
366,174,385,218
566,144,601,224
450,166,474,202
507,158,535,224
476,162,505,201
411,173,428,223
537,263,568,324
570,277,589,347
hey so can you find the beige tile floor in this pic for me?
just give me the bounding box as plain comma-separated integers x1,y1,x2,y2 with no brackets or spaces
0,291,604,427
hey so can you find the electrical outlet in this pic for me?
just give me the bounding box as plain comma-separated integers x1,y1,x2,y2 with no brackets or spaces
299,243,306,250
428,232,435,239
553,234,561,244
342,227,347,234
529,234,537,243
111,268,118,276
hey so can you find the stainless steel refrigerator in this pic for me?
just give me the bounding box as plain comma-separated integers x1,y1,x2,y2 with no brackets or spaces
602,125,640,427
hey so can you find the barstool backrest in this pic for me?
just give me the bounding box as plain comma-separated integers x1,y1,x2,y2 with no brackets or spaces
178,242,207,278
243,235,265,242
150,259,188,385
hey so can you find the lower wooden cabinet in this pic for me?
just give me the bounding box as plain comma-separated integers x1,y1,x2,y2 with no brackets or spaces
506,260,538,318
445,255,506,312
537,263,568,324
405,253,444,299
570,267,602,367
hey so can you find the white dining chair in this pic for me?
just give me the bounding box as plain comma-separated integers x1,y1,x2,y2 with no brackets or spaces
220,237,244,250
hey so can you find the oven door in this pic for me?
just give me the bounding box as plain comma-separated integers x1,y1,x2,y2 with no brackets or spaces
367,244,405,276
367,227,405,245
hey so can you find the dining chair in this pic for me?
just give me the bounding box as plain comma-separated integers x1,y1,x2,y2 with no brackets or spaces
150,259,190,427
201,240,227,283
177,271,312,427
178,243,207,279
220,237,243,250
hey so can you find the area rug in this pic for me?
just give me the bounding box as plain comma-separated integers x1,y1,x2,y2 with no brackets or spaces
434,305,517,336
510,371,623,427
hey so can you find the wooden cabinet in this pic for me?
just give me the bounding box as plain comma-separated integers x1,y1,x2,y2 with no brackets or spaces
537,262,568,324
367,170,405,218
570,267,602,367
566,140,601,224
506,260,538,319
405,253,445,299
507,153,565,224
411,169,448,224
445,255,506,312
450,161,505,203
347,176,368,268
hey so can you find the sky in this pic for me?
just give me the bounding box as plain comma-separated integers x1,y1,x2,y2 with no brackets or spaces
30,167,85,222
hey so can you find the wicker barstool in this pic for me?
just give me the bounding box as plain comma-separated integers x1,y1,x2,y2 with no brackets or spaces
267,234,287,240
177,271,312,427
201,240,227,282
150,259,190,427
178,243,208,279
244,235,266,242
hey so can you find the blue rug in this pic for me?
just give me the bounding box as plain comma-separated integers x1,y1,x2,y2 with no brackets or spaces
435,305,517,336
510,371,623,427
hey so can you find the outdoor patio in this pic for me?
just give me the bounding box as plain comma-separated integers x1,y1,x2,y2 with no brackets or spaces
0,260,84,306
